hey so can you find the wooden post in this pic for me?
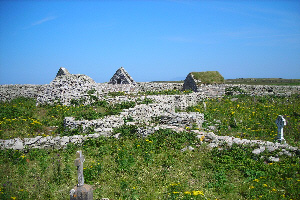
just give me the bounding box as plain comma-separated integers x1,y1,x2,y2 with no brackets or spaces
70,151,93,200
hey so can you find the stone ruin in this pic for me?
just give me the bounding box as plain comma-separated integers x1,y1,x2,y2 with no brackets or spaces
0,67,300,161
56,67,71,77
183,73,201,92
108,67,136,85
183,71,225,92
36,68,97,105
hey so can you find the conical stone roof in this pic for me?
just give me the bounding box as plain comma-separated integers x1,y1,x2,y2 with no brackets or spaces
108,67,136,85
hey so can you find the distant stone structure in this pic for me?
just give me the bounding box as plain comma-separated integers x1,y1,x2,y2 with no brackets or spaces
36,68,96,105
56,67,71,77
183,73,201,92
183,71,224,92
1,67,299,105
108,67,136,85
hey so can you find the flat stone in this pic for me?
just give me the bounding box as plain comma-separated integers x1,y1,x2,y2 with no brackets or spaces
266,145,277,152
11,138,24,150
252,147,265,155
268,156,280,162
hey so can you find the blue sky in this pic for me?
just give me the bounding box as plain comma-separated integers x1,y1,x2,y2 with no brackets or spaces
0,0,300,84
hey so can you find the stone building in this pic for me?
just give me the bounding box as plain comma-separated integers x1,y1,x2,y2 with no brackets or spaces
183,71,224,92
108,67,136,85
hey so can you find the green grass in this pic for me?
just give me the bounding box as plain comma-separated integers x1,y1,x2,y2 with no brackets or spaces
0,127,299,200
1,95,300,199
190,71,224,84
187,94,300,147
0,97,136,139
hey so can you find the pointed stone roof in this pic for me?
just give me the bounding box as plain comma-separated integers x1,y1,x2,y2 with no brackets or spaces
56,67,71,77
108,67,136,85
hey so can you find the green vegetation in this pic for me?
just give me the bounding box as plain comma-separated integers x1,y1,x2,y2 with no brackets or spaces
0,97,137,140
0,126,299,199
187,94,300,147
191,71,224,84
1,94,300,199
225,78,300,86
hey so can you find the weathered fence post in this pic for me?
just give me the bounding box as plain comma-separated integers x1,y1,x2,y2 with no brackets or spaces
275,115,286,143
70,150,93,200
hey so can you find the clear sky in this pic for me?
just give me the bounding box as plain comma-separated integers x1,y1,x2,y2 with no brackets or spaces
0,0,300,84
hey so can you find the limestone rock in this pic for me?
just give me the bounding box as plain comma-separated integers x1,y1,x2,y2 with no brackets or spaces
252,146,265,155
268,156,280,162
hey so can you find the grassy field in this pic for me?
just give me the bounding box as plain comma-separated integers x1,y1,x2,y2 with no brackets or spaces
0,94,300,199
187,94,300,147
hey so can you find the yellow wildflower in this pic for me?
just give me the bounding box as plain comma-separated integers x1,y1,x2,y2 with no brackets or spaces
192,190,204,196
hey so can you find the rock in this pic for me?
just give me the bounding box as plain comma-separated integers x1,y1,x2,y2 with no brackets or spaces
268,156,280,162
181,146,195,152
207,143,218,149
113,133,121,139
11,138,24,150
266,145,277,152
205,132,217,141
207,126,217,131
252,146,265,155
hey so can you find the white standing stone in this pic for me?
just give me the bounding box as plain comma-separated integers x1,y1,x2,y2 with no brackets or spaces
275,115,286,143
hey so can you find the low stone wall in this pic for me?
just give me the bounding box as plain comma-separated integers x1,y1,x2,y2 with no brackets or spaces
224,84,300,96
1,127,298,164
0,84,47,102
64,102,204,133
1,82,300,104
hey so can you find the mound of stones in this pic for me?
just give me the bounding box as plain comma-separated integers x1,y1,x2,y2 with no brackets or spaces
36,67,97,105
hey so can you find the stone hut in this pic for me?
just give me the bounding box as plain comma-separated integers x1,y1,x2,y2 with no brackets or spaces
183,71,224,92
108,67,136,85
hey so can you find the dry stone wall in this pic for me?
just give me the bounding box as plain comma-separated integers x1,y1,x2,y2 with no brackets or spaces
225,84,300,96
36,74,97,105
64,102,204,133
0,84,47,102
1,82,299,104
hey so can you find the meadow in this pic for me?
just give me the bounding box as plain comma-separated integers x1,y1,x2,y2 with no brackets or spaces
0,93,300,199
